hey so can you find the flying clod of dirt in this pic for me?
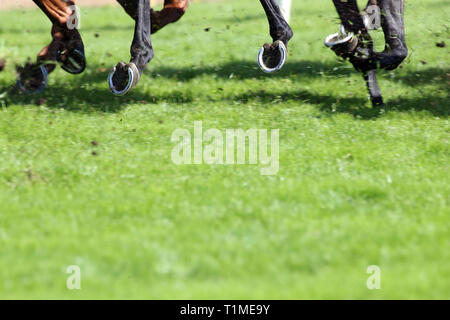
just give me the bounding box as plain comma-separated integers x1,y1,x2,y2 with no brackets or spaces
0,58,6,72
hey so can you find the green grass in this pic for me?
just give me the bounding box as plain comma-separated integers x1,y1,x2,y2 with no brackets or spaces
0,0,449,299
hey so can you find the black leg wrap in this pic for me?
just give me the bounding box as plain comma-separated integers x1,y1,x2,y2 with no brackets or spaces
257,0,293,73
110,0,153,95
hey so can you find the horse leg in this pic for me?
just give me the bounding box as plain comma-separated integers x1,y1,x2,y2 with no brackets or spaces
375,0,407,70
109,0,153,95
327,0,383,106
151,0,188,33
257,0,293,73
326,0,372,62
17,0,85,94
33,1,85,74
117,0,187,34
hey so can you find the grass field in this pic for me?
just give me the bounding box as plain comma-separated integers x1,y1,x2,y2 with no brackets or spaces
0,0,449,299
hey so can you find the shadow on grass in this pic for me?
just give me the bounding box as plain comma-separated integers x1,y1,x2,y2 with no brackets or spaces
1,60,448,118
395,67,449,91
228,88,449,119
0,84,194,114
149,60,356,81
213,13,266,24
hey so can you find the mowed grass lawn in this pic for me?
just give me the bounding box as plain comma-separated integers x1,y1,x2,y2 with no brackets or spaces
0,0,448,299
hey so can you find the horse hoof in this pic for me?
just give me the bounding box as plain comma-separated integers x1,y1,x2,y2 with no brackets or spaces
324,25,355,48
108,62,140,96
59,48,86,75
325,25,358,59
371,95,384,107
257,40,287,73
17,64,48,94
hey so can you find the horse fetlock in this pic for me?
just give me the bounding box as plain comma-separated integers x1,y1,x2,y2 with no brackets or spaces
376,47,408,71
272,24,293,46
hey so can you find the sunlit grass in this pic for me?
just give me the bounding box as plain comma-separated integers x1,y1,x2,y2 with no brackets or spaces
0,0,448,299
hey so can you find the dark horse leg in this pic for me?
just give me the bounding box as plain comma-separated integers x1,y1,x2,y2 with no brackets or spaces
257,0,294,73
376,0,408,70
17,0,85,94
326,0,408,105
361,0,407,70
109,0,153,95
326,0,383,106
117,0,188,34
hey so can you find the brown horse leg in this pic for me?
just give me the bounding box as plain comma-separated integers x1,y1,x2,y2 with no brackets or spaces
151,0,188,33
117,0,188,34
37,25,83,73
34,0,85,74
18,1,85,93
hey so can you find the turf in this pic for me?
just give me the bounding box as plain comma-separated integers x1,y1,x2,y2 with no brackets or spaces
0,0,448,299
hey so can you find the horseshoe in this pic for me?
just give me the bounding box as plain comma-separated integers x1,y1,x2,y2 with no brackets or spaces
257,40,287,73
